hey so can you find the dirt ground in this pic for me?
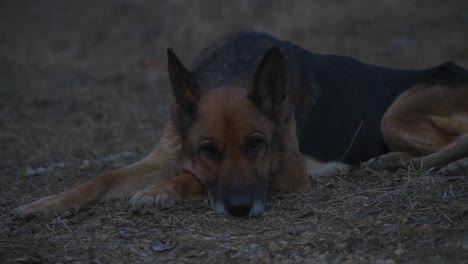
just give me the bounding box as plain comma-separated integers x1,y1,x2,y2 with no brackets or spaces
1,1,468,263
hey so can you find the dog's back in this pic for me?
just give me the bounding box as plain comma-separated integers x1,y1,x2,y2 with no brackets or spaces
189,31,464,164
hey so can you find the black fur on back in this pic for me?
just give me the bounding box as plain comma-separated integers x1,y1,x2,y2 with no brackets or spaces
186,32,468,164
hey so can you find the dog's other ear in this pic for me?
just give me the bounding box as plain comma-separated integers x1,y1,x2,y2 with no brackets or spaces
167,48,200,115
248,47,288,120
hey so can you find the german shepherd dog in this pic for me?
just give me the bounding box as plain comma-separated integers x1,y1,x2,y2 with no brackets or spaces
14,32,468,218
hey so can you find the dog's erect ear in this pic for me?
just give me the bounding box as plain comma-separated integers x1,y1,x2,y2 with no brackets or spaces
167,48,200,114
248,47,288,120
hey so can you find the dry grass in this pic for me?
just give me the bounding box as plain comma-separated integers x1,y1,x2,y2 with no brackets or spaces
1,1,468,263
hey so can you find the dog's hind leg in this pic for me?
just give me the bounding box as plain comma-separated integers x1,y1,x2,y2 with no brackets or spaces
13,121,185,220
440,157,468,176
364,81,468,172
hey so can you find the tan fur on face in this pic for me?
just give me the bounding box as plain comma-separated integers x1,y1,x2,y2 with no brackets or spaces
183,87,274,186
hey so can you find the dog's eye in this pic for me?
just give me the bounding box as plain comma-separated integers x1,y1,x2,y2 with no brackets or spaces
246,136,264,152
199,143,222,160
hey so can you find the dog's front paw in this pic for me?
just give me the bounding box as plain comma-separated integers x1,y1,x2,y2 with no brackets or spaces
128,184,181,215
439,157,468,176
12,194,77,220
362,152,413,171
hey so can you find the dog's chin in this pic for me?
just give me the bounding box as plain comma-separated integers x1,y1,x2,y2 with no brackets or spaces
206,190,267,217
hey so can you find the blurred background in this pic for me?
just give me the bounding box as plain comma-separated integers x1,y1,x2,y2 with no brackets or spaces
1,0,468,168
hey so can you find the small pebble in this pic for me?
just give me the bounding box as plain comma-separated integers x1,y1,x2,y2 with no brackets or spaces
151,240,175,252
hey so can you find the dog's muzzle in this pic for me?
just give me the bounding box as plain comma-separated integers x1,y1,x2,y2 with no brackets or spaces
206,177,267,217
208,191,266,217
224,190,254,216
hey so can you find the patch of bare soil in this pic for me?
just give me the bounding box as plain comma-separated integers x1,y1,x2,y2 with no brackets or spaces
1,1,468,263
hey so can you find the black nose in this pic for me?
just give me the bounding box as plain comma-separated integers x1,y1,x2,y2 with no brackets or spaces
224,193,253,217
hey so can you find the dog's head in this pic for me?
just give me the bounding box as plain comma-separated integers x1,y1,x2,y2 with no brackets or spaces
167,47,290,217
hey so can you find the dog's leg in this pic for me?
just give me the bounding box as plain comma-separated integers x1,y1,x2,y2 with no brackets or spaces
13,121,184,220
362,152,414,170
304,156,352,178
268,117,311,192
367,83,468,171
271,154,352,191
269,112,352,189
440,157,468,176
364,134,468,171
128,172,204,214
269,152,310,192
